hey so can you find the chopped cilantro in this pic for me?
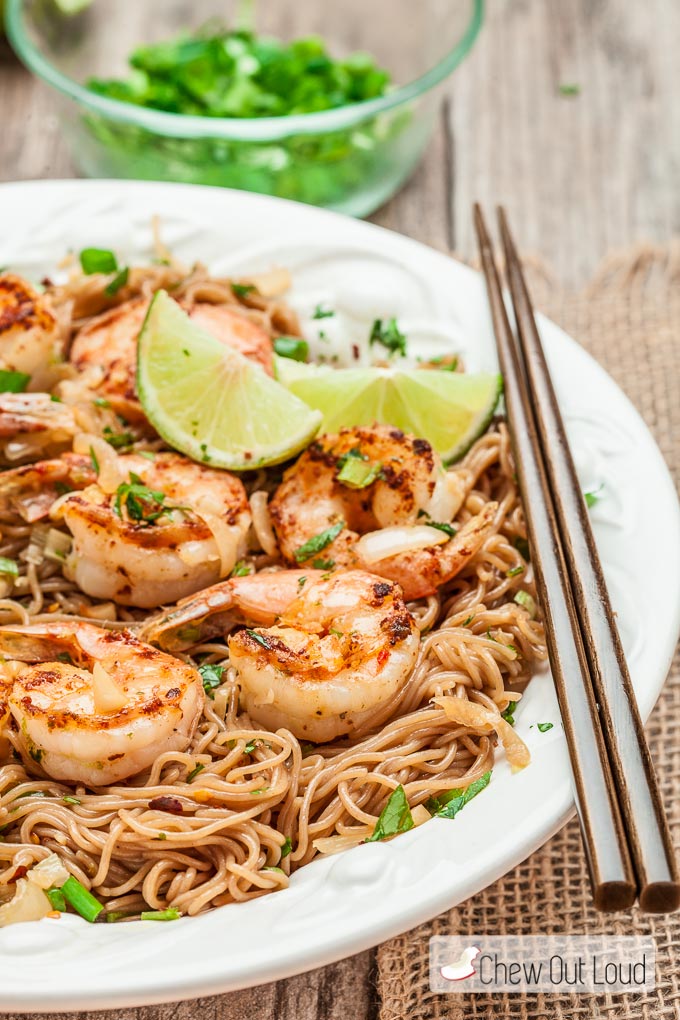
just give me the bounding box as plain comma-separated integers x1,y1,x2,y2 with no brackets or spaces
365,784,414,842
243,740,257,754
462,615,475,627
105,266,129,296
93,396,111,408
294,521,345,562
186,763,205,782
312,558,335,570
230,560,251,577
103,425,135,450
559,83,580,96
280,836,292,858
424,520,457,538
312,304,335,320
114,472,186,526
246,629,271,649
297,576,307,588
231,282,256,299
80,248,118,275
501,702,517,726
584,484,603,509
506,565,524,578
369,317,407,357
425,771,492,818
198,663,224,698
89,446,100,473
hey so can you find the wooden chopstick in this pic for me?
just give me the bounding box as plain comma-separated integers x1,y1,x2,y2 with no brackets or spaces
496,206,680,913
474,205,636,911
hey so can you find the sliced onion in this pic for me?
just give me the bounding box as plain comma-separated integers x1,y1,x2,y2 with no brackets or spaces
192,511,240,577
312,834,366,856
92,661,128,714
0,878,51,927
73,432,123,494
357,525,449,565
30,853,69,890
433,695,531,771
249,491,278,556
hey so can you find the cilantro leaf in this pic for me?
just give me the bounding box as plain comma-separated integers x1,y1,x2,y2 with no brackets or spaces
0,370,31,393
365,784,414,842
105,266,129,296
274,336,309,362
294,521,345,563
501,702,516,726
198,663,224,698
369,317,407,357
537,722,554,733
80,248,118,275
425,771,491,819
312,304,335,320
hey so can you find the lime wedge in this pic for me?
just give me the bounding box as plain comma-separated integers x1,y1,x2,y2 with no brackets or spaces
275,356,502,463
137,292,322,470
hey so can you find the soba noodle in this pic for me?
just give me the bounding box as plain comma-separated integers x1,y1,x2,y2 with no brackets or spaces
0,261,546,921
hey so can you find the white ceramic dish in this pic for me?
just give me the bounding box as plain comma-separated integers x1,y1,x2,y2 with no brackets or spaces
0,180,678,1013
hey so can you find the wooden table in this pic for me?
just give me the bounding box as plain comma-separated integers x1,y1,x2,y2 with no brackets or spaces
1,2,677,1017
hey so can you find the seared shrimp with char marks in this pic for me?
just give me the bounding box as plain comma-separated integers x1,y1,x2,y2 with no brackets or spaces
69,295,275,423
270,425,497,599
0,622,203,786
0,274,64,392
141,568,420,743
52,450,251,608
0,452,95,523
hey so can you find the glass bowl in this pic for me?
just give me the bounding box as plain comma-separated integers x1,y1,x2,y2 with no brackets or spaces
7,0,483,217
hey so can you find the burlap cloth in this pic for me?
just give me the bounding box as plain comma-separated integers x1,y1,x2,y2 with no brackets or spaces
376,244,680,1020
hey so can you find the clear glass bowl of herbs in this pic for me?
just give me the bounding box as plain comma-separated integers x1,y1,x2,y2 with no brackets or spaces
7,0,483,216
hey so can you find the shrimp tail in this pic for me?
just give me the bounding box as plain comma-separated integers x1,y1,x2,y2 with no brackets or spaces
138,581,240,652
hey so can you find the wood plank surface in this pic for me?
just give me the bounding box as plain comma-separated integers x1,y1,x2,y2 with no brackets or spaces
0,2,677,1018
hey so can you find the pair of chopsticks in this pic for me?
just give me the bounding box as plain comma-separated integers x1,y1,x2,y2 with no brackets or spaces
474,205,679,913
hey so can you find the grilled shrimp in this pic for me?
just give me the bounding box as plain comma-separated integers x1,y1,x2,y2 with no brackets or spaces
270,425,497,599
0,452,95,522
52,451,251,608
69,295,274,422
140,568,420,743
0,622,203,785
0,393,79,465
0,275,64,392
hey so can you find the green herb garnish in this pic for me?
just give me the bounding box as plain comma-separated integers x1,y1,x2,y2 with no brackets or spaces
80,248,118,275
506,565,524,577
365,784,414,842
62,795,81,806
312,558,335,570
584,484,603,509
61,875,104,923
243,740,257,754
424,520,457,538
103,425,135,450
513,536,530,561
245,629,271,649
312,305,335,320
425,771,492,819
501,702,517,726
294,521,344,562
230,560,250,577
0,370,31,393
559,83,580,96
231,283,256,299
89,446,100,473
93,396,111,408
514,589,537,617
369,317,407,358
46,887,67,912
280,836,292,858
198,663,224,699
140,908,181,921
105,266,129,296
0,557,19,578
537,722,554,733
114,472,186,525
186,763,205,782
336,454,382,489
273,336,309,362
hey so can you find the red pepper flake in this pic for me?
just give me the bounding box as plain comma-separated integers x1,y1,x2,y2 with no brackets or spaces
148,796,184,815
377,647,389,669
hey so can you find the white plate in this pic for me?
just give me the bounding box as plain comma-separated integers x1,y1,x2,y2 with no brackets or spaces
0,180,678,1013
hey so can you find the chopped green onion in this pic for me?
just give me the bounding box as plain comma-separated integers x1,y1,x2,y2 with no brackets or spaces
312,305,335,320
140,908,181,921
274,336,309,362
559,83,580,96
103,425,134,450
243,739,257,754
89,446,100,473
425,771,492,819
280,836,292,858
514,590,537,618
462,615,475,627
61,875,104,922
46,887,67,912
294,521,345,562
336,454,382,489
245,628,271,649
62,795,81,805
506,565,524,578
80,248,118,275
0,370,31,393
230,560,250,577
186,763,205,782
93,396,111,408
365,784,414,842
312,558,334,570
105,267,129,296
424,520,457,539
537,722,554,733
198,662,224,698
0,557,19,577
